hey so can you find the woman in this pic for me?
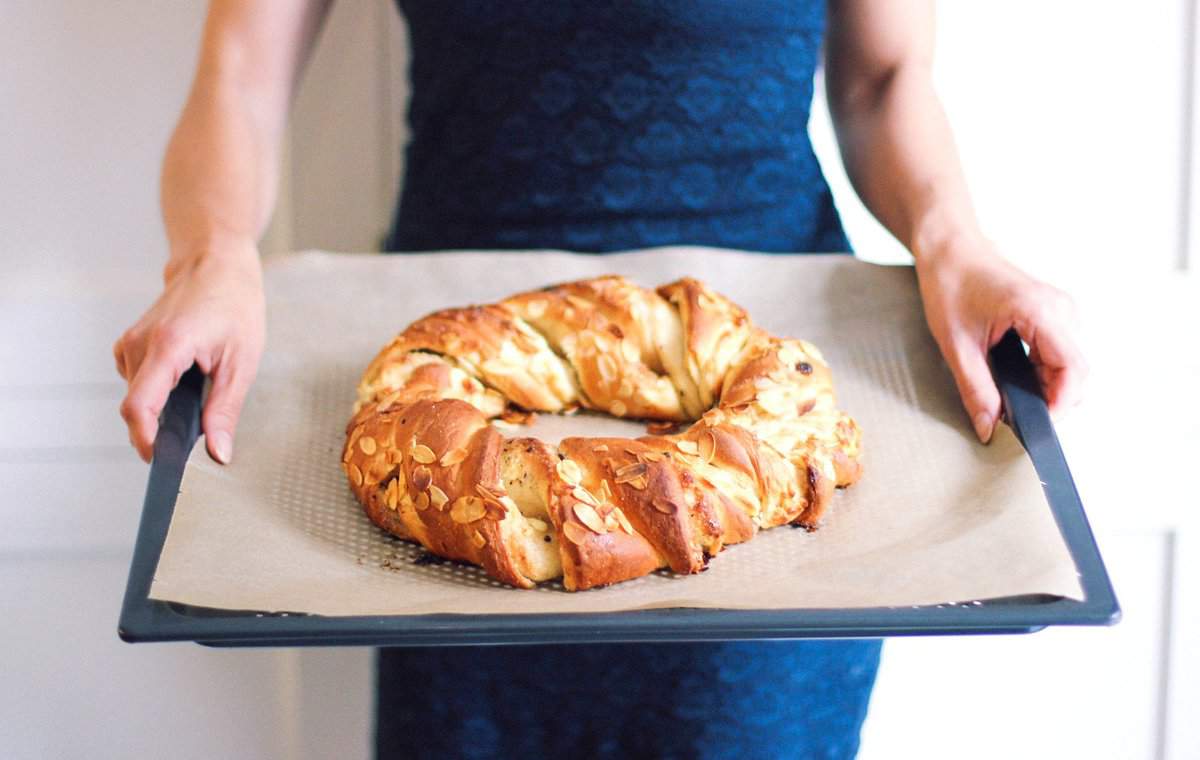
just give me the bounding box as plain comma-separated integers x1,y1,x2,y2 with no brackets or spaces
114,1,1086,757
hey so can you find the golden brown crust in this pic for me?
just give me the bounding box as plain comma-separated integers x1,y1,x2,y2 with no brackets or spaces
345,275,864,590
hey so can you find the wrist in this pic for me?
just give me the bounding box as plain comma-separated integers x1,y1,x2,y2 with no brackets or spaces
164,235,259,284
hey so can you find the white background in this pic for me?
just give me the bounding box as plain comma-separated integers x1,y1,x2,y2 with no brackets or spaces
1,1,1196,758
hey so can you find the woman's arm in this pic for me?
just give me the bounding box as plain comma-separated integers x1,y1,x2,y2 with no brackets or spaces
114,0,331,463
825,0,1087,442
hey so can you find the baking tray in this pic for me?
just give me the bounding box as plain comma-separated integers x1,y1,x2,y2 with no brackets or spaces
118,329,1119,647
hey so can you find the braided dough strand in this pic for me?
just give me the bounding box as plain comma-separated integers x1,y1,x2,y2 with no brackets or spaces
343,275,863,590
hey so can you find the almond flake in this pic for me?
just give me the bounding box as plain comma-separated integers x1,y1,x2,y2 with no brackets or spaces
599,479,613,502
428,485,449,510
412,465,432,492
348,464,364,488
614,462,647,484
484,500,507,521
610,400,628,417
357,436,377,456
621,340,640,363
414,491,431,511
451,496,486,524
342,445,354,463
675,439,699,455
412,444,436,464
641,450,664,463
562,521,590,545
439,448,468,467
573,502,607,534
629,476,648,491
618,378,634,398
699,431,717,464
555,458,583,486
527,517,550,532
565,293,592,311
385,480,399,510
597,353,617,385
572,486,600,507
591,443,609,453
613,507,635,534
472,529,487,548
525,299,548,319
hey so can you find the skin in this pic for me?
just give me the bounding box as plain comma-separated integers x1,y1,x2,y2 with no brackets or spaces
115,0,1086,463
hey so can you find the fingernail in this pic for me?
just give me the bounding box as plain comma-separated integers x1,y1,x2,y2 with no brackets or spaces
972,412,994,443
211,432,233,464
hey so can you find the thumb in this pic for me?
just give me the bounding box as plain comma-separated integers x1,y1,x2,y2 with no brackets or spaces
201,350,257,464
942,332,1003,443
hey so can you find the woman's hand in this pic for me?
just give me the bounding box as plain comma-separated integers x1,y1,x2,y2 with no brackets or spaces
114,243,265,464
915,238,1087,443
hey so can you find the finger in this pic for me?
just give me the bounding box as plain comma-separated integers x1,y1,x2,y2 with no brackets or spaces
200,349,257,465
942,332,1003,443
1015,314,1088,415
120,340,192,462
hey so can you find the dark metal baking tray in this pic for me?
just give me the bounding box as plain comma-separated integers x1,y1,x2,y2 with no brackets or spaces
118,329,1119,647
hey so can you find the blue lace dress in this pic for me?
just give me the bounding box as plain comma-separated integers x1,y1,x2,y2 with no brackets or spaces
378,2,880,758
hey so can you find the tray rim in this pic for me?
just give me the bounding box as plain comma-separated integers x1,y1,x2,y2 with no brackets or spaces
118,319,1120,647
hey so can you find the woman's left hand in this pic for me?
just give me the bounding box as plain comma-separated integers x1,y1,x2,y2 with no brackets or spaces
914,238,1088,443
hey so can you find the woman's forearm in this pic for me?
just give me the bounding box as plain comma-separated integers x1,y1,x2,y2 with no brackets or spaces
160,0,330,281
825,0,983,263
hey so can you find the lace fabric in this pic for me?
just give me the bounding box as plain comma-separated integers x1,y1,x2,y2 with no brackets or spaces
387,0,850,253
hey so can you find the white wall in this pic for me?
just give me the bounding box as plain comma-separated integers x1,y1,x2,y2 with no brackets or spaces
2,2,1196,759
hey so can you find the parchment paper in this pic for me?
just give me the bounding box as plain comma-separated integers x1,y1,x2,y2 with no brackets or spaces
149,248,1083,615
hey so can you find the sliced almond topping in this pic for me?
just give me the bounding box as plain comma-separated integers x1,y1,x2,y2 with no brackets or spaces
675,439,699,455
472,529,487,548
621,339,640,363
591,443,609,453
565,293,592,312
572,486,600,507
525,298,548,319
451,496,486,524
412,465,432,492
428,484,449,510
484,500,507,521
652,497,678,515
599,479,613,502
641,450,664,463
573,502,607,534
342,444,354,463
527,517,550,532
562,521,590,546
560,333,578,355
610,400,628,417
604,512,620,531
629,476,648,491
475,482,504,501
613,507,635,534
699,431,717,464
414,491,431,511
556,458,583,486
376,389,404,413
614,461,647,484
597,353,617,385
385,480,399,510
412,444,436,464
439,448,468,467
348,463,364,488
386,448,404,465
618,378,635,399
357,436,377,456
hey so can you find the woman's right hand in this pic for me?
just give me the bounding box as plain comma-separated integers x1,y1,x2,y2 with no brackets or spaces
114,241,265,464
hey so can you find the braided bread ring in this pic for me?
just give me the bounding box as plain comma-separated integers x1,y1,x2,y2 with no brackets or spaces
343,276,862,590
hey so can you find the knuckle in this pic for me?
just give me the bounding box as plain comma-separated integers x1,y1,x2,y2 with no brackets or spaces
119,396,138,423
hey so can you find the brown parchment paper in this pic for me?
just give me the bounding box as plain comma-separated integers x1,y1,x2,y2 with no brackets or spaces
149,248,1083,615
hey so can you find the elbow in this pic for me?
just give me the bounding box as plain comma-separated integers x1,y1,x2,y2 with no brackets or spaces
825,56,934,123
